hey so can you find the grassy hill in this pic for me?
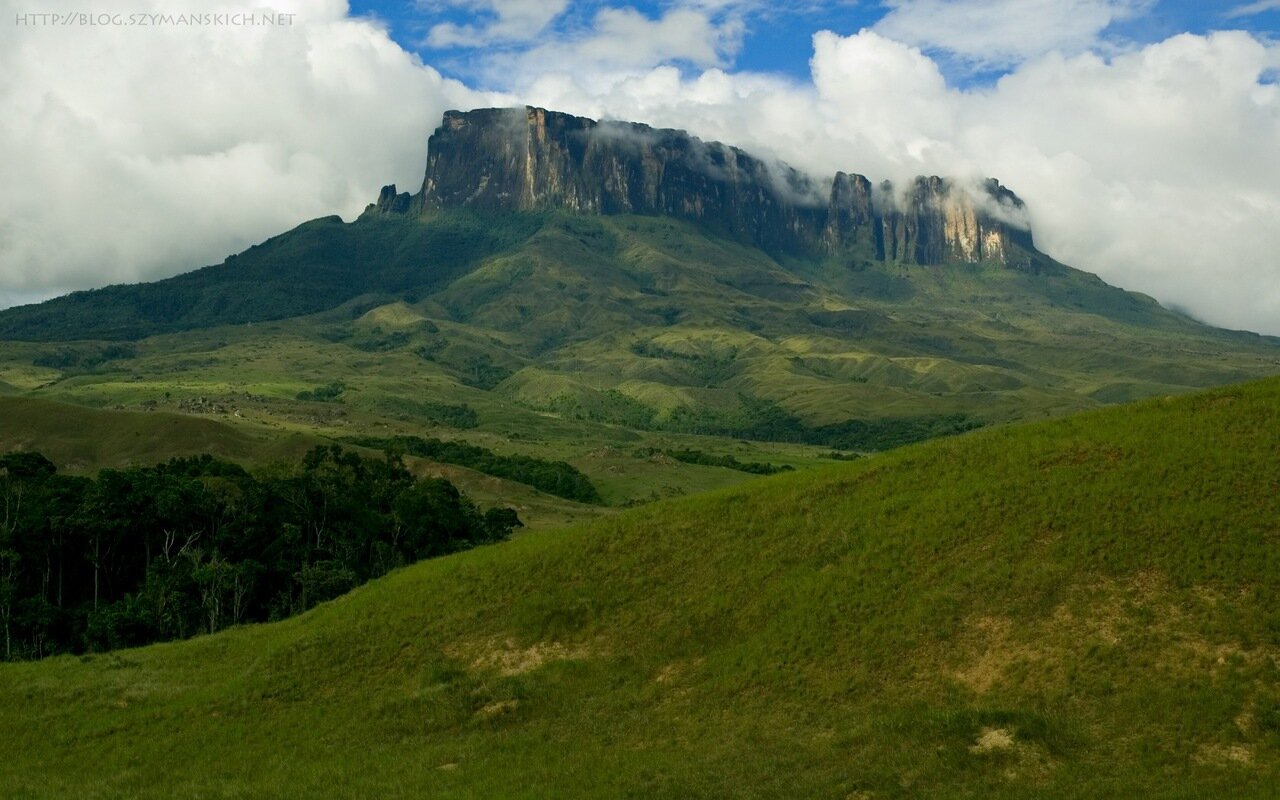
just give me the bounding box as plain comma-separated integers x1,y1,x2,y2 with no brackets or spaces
1,210,1277,507
0,396,611,530
3,377,1277,797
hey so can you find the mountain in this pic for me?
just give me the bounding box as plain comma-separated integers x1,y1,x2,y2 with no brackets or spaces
374,106,1033,267
3,376,1278,797
0,107,1277,510
0,106,1145,343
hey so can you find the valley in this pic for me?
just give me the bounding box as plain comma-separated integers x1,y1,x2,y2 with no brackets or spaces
0,106,1277,797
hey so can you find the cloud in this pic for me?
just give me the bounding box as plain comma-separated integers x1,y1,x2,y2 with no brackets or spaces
0,0,497,299
422,1,748,88
1225,0,1280,18
423,0,569,48
510,6,745,75
873,0,1153,69
522,30,1280,334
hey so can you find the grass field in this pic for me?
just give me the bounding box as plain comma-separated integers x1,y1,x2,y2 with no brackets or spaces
2,377,1277,797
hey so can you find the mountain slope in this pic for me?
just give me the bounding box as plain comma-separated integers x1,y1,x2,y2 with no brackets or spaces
0,211,545,341
3,378,1278,797
0,107,1276,505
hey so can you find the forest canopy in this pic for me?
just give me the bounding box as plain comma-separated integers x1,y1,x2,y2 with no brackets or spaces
0,446,520,660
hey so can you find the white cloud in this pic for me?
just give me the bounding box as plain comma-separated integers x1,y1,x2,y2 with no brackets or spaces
874,0,1153,69
523,30,1280,334
514,6,743,74
1226,0,1280,18
424,0,569,48
0,0,497,299
420,1,748,88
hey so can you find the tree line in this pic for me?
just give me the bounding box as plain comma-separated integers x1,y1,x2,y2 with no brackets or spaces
348,435,603,505
0,446,520,660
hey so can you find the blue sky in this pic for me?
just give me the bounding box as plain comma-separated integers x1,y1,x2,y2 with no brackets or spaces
349,0,1279,88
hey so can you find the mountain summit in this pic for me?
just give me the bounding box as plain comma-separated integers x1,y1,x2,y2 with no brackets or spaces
368,107,1034,268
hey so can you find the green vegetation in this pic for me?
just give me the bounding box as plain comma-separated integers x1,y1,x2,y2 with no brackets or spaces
0,211,548,341
663,397,985,450
369,397,480,429
0,396,318,470
295,381,346,402
350,434,602,505
1,162,1278,797
1,377,1277,796
648,447,793,475
0,446,519,659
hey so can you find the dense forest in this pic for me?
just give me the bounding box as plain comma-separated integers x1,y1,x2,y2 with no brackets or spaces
349,435,603,504
650,448,793,476
0,446,520,660
553,390,982,452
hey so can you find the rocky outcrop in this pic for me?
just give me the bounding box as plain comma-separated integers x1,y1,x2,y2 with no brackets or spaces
369,106,1035,267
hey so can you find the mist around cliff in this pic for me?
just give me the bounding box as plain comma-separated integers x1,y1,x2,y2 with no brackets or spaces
517,30,1280,334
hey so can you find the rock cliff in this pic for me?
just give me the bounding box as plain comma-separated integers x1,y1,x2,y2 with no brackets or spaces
368,106,1036,267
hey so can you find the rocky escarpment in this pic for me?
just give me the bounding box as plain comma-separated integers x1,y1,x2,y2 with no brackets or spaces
369,107,1037,267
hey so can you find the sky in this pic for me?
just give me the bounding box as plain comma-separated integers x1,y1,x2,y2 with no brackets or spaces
1,0,1278,333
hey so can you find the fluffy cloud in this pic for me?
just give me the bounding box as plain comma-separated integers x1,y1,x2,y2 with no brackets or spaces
0,0,495,300
432,2,747,88
874,0,1153,69
1226,0,1280,18
424,0,570,48
523,29,1280,334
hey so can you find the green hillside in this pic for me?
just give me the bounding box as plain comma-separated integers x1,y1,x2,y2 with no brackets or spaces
3,377,1277,798
1,210,1277,508
0,397,610,530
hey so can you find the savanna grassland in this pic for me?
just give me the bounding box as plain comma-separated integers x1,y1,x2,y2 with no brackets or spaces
1,376,1277,798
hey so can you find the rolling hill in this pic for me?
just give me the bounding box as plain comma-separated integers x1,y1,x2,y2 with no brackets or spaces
1,376,1277,797
0,109,1276,512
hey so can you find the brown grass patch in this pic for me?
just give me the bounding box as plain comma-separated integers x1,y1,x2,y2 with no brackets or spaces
948,572,1277,695
449,637,599,676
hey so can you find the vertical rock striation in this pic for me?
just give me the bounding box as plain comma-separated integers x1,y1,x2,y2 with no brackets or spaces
368,107,1036,267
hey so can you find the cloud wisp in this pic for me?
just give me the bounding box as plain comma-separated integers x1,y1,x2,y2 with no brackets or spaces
1225,0,1280,19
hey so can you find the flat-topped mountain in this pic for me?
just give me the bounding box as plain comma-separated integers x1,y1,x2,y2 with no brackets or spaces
0,106,1275,475
369,106,1034,267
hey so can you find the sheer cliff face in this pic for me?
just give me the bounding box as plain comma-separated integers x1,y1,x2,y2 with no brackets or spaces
373,107,1033,267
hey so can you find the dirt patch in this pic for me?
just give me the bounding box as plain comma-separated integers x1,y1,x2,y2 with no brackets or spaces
653,657,703,684
970,727,1016,754
449,637,599,676
952,617,1029,694
475,699,519,719
1196,744,1254,767
949,572,1278,695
